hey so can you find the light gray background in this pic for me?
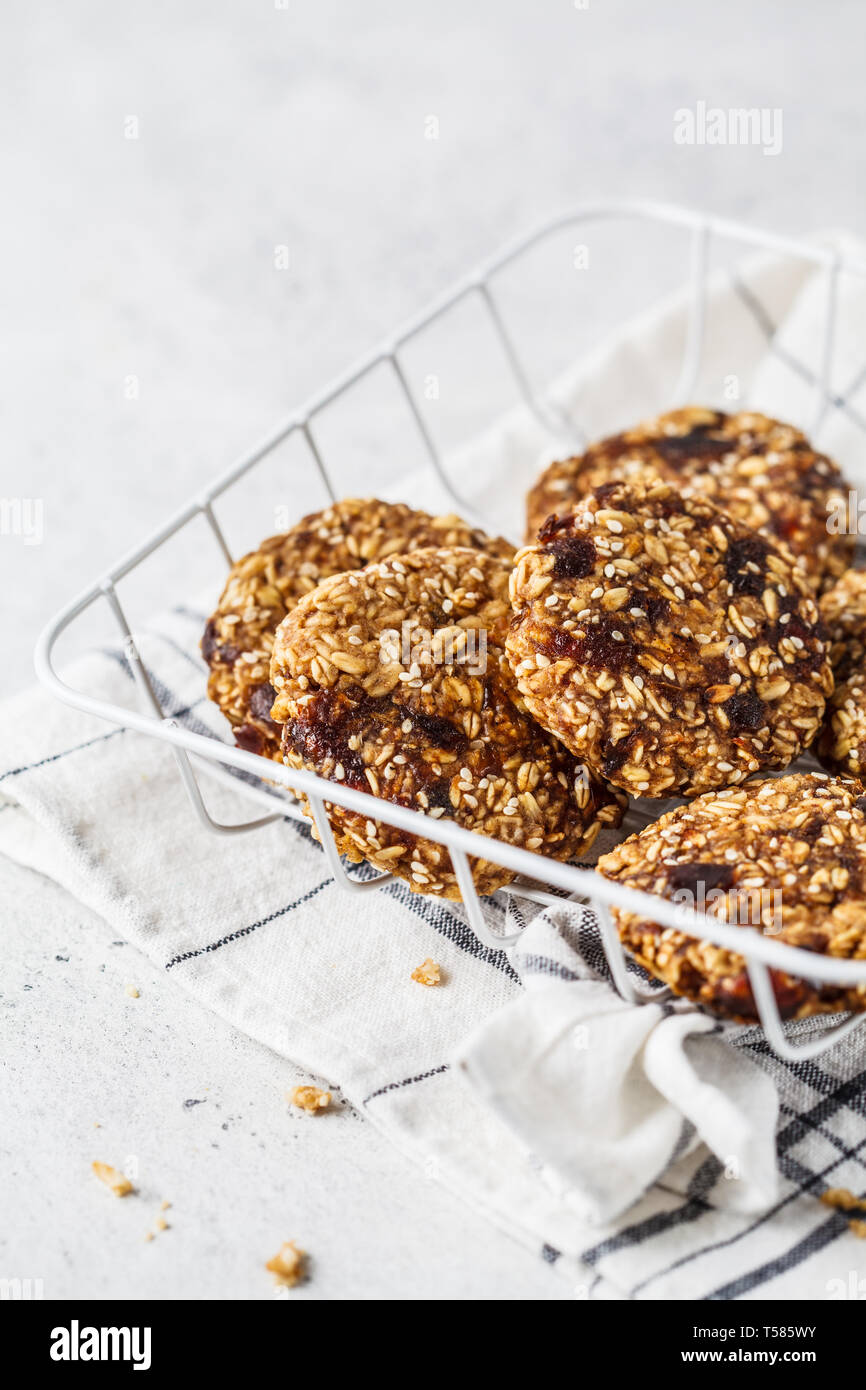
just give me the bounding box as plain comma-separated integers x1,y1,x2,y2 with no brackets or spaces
3,0,865,1300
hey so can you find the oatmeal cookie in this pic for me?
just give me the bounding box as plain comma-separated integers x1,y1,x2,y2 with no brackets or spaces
507,480,833,798
269,546,624,899
202,499,514,761
525,407,853,593
818,569,866,778
597,772,866,1022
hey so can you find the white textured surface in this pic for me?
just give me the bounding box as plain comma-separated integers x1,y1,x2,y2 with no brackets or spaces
0,855,572,1301
3,0,866,1299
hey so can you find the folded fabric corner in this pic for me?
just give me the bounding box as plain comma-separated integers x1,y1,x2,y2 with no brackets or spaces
455,964,780,1226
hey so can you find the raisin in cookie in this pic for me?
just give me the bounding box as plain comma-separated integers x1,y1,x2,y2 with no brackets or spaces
269,546,624,899
507,480,833,798
203,499,514,761
525,407,853,594
597,773,866,1022
818,569,866,778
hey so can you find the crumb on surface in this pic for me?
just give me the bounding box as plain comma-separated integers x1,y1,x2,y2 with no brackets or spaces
155,1216,169,1232
288,1085,332,1113
266,1240,306,1287
144,1231,154,1242
411,957,442,986
822,1186,866,1212
125,984,140,998
160,1199,171,1211
92,1161,134,1197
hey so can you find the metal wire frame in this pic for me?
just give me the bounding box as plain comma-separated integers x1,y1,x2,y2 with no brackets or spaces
33,199,866,1061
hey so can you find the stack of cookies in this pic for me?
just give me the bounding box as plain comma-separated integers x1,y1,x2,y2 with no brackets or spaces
203,498,625,900
203,406,866,1024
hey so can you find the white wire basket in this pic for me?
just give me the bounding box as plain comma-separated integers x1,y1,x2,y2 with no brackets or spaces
34,199,866,1064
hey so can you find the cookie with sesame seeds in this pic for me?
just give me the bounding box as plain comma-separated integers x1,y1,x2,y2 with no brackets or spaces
202,499,514,762
597,772,866,1022
507,479,833,799
818,569,866,778
819,568,866,683
269,546,624,899
525,407,853,594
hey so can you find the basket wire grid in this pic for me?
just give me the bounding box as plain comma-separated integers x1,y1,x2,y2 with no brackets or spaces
34,199,866,1063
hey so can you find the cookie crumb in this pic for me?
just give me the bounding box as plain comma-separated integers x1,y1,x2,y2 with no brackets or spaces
411,958,442,987
160,1199,171,1211
288,1085,331,1113
125,984,140,999
92,1162,134,1197
155,1216,169,1232
266,1240,306,1287
822,1186,866,1212
144,1231,154,1242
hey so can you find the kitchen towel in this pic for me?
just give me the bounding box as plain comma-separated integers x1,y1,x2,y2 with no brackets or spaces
5,229,866,1300
458,903,781,1227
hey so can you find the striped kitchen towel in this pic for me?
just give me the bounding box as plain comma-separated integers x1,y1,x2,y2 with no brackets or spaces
5,231,866,1298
